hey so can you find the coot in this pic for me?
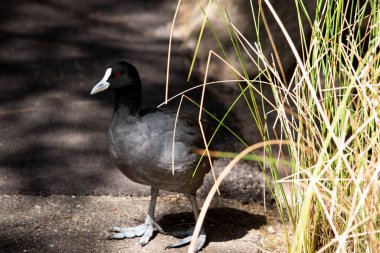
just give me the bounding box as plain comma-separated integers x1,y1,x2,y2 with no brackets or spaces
90,61,211,252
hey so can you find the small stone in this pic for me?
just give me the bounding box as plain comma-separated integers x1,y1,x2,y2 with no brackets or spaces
34,204,41,210
251,234,261,243
75,204,84,210
267,226,276,234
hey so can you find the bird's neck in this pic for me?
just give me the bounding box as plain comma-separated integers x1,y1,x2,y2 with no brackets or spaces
114,86,141,115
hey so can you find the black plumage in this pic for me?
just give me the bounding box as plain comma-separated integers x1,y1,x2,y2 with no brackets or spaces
90,61,211,252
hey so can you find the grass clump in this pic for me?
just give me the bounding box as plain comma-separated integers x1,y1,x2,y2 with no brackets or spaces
287,1,380,252
174,0,380,252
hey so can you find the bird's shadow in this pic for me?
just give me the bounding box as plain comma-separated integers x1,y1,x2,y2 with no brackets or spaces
159,207,266,243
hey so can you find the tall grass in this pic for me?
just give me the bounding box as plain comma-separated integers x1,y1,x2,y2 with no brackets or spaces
286,0,380,251
173,0,380,252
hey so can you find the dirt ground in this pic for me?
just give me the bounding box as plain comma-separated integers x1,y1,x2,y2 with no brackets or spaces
0,1,290,252
0,195,288,253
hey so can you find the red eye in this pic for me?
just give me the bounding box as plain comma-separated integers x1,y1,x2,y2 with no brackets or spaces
115,72,121,78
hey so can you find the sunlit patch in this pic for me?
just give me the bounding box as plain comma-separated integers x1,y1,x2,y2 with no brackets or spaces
42,131,96,149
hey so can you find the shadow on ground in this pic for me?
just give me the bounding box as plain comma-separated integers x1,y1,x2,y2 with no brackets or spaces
161,207,267,244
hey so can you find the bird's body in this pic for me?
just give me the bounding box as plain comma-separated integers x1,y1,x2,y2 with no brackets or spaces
108,106,210,194
91,61,210,252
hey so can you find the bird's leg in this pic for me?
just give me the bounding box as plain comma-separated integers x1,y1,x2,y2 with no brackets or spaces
110,187,164,246
167,194,206,252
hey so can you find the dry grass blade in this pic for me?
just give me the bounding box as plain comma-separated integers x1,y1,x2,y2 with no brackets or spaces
171,94,184,175
165,0,182,104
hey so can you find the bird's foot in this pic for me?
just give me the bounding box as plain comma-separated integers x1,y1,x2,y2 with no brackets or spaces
167,227,206,252
110,216,164,246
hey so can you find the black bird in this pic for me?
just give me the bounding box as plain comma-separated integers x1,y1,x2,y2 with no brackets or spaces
90,61,211,252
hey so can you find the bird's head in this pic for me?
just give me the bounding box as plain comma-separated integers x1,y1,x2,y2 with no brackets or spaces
90,61,141,95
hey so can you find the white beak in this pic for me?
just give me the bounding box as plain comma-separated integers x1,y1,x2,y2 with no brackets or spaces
90,68,112,95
